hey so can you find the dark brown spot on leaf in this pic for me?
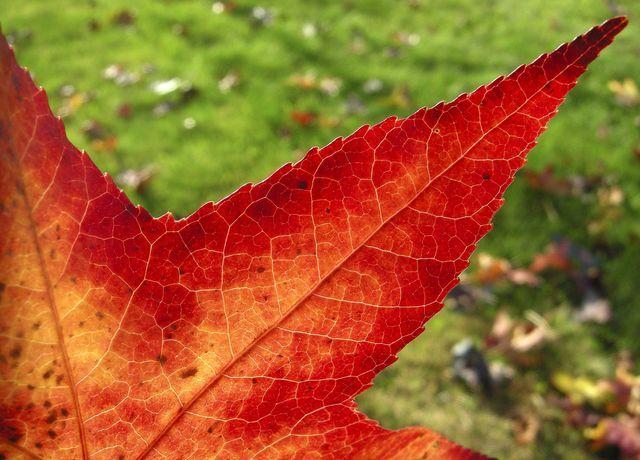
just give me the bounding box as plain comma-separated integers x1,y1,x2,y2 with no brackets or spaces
2,424,23,444
11,73,21,92
45,410,57,424
9,345,21,359
180,367,198,379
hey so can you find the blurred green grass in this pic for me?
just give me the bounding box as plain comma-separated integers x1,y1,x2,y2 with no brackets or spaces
2,1,639,457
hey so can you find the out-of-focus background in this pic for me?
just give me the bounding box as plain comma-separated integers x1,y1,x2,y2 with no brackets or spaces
2,1,639,457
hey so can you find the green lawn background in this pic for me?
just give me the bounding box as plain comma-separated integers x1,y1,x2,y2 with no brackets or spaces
2,1,639,458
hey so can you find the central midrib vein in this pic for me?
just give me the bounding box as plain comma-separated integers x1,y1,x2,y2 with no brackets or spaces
4,99,90,458
137,24,620,459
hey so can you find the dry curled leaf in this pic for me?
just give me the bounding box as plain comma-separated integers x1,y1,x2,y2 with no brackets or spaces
472,253,539,287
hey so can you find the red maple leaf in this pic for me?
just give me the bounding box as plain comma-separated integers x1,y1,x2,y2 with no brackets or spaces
0,17,627,459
